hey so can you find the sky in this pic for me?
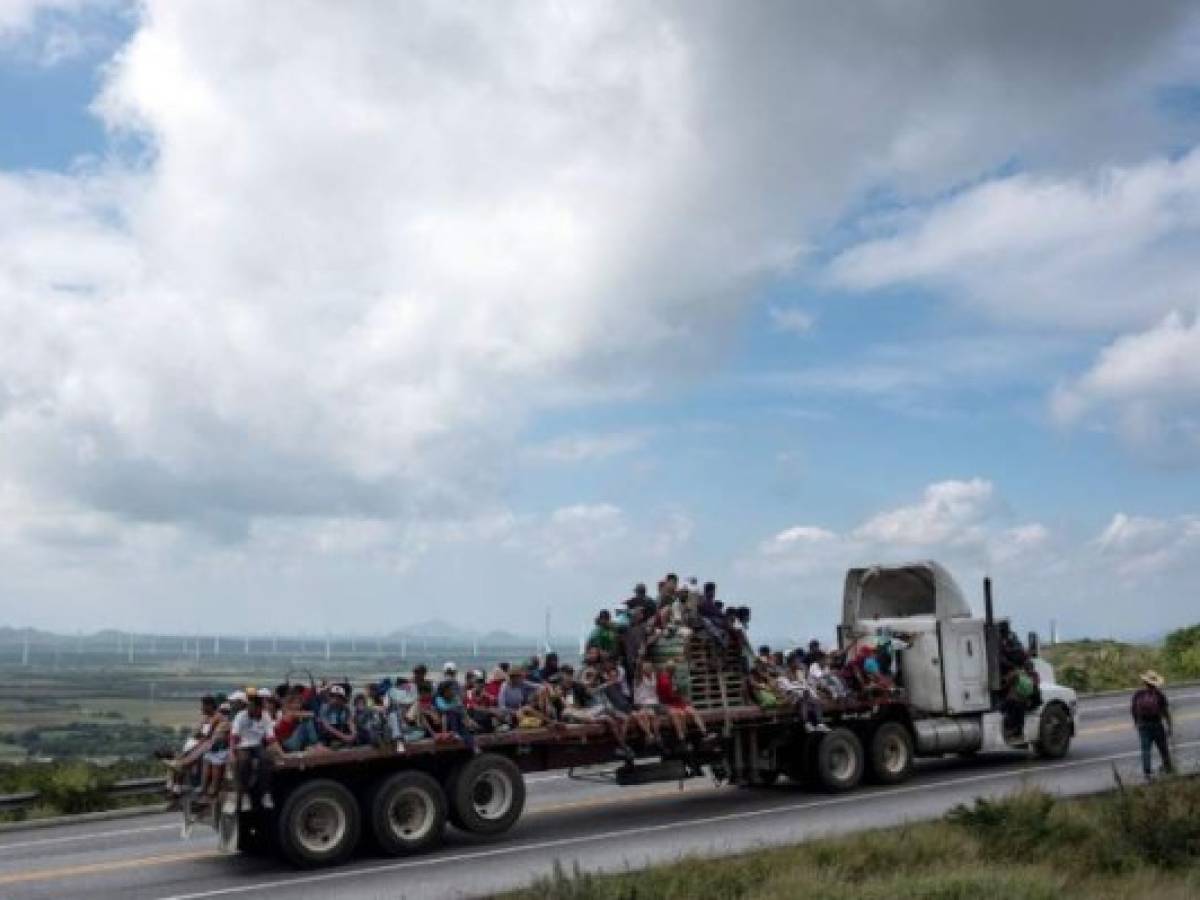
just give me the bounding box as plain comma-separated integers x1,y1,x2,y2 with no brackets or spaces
0,1,1198,643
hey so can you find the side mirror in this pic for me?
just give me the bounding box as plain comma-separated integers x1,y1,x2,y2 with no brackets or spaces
1027,631,1040,658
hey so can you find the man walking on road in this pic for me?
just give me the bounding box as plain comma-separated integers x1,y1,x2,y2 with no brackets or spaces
1132,670,1173,780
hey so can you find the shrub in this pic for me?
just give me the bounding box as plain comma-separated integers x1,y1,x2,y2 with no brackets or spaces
1106,771,1200,869
947,790,1056,861
36,762,114,814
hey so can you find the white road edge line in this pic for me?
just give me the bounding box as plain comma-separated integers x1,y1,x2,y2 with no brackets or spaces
155,739,1200,900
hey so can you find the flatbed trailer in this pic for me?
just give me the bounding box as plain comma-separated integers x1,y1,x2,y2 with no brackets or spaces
190,562,1076,868
194,693,915,867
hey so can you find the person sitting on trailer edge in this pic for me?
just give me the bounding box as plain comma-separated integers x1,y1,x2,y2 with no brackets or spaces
231,688,276,809
435,679,480,753
317,684,356,747
656,661,711,748
198,696,234,798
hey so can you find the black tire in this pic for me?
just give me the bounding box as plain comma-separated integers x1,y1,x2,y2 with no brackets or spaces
446,753,526,836
813,728,864,793
866,722,915,785
275,779,361,868
1035,702,1072,759
369,771,447,856
236,811,273,855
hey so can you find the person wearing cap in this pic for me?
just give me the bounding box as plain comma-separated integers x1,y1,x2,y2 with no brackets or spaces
437,662,463,701
1132,671,1173,779
231,689,277,809
317,684,355,748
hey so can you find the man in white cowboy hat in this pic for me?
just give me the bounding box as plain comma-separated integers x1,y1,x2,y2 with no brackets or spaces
1131,670,1173,780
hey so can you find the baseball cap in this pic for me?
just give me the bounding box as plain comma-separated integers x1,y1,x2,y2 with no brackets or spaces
327,684,346,698
228,690,248,703
443,661,457,673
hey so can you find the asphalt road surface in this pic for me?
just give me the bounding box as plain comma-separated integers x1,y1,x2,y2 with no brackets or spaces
2,687,1197,900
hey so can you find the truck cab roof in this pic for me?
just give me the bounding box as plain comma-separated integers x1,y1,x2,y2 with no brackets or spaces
842,560,972,626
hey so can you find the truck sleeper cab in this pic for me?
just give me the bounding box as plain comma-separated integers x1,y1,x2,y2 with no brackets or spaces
839,561,1078,759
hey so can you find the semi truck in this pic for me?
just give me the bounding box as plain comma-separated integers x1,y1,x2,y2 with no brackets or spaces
186,560,1077,868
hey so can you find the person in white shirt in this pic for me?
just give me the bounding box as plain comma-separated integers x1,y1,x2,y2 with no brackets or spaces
232,689,276,809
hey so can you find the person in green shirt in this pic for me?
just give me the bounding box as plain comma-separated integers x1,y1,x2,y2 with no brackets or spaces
586,610,618,657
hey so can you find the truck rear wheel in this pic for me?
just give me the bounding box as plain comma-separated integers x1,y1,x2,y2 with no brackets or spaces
814,728,864,792
276,779,361,868
1035,702,1072,759
867,722,914,784
446,753,525,836
370,771,446,856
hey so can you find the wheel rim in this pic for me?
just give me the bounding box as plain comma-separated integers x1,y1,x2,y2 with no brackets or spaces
827,741,855,781
880,734,907,773
388,787,436,841
294,797,347,856
472,770,513,820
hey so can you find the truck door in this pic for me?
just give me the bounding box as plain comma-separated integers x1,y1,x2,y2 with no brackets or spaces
940,619,991,714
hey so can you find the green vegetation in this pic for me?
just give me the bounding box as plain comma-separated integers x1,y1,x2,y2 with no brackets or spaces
504,777,1200,900
0,759,162,821
1045,623,1200,694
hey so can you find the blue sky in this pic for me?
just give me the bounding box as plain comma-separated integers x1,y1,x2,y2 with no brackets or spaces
0,2,1198,643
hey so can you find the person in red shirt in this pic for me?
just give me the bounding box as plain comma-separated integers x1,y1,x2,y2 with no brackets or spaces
656,661,708,745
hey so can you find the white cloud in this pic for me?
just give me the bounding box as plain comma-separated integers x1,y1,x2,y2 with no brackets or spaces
829,149,1200,331
853,478,995,545
1095,512,1200,576
1052,310,1200,460
742,480,1200,640
524,431,648,464
2,1,1199,627
768,305,815,335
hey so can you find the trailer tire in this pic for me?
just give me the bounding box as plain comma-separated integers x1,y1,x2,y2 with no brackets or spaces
236,811,273,855
276,779,361,869
866,722,914,784
813,728,864,793
446,753,525,836
369,771,446,856
1035,702,1072,759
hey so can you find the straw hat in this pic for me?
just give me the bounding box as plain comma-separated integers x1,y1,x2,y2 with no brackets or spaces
1140,670,1165,688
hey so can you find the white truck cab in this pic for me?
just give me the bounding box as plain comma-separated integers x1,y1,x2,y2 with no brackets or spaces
840,560,1078,758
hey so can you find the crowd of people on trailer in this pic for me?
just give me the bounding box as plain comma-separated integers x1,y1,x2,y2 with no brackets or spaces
168,572,911,806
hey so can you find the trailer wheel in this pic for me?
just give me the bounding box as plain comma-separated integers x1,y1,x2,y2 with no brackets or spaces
276,779,361,868
814,728,864,792
369,771,446,856
1035,702,1072,759
446,753,525,836
236,811,273,855
866,722,914,784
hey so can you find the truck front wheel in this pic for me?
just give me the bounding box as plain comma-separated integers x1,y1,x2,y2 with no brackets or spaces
276,779,361,868
814,728,864,792
370,771,446,856
446,753,526,836
867,722,914,784
1035,703,1072,759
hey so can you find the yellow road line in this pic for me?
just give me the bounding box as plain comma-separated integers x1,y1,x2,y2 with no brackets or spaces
0,849,218,886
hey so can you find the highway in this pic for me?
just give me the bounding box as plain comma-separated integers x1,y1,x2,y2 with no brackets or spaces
1,687,1196,900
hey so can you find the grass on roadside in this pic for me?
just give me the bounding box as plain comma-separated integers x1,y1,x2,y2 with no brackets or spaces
500,774,1200,900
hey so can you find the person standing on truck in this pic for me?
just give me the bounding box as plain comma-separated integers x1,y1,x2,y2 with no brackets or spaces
1132,671,1173,780
587,610,619,657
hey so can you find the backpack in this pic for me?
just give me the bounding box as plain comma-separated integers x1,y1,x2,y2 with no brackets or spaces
1134,689,1162,721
